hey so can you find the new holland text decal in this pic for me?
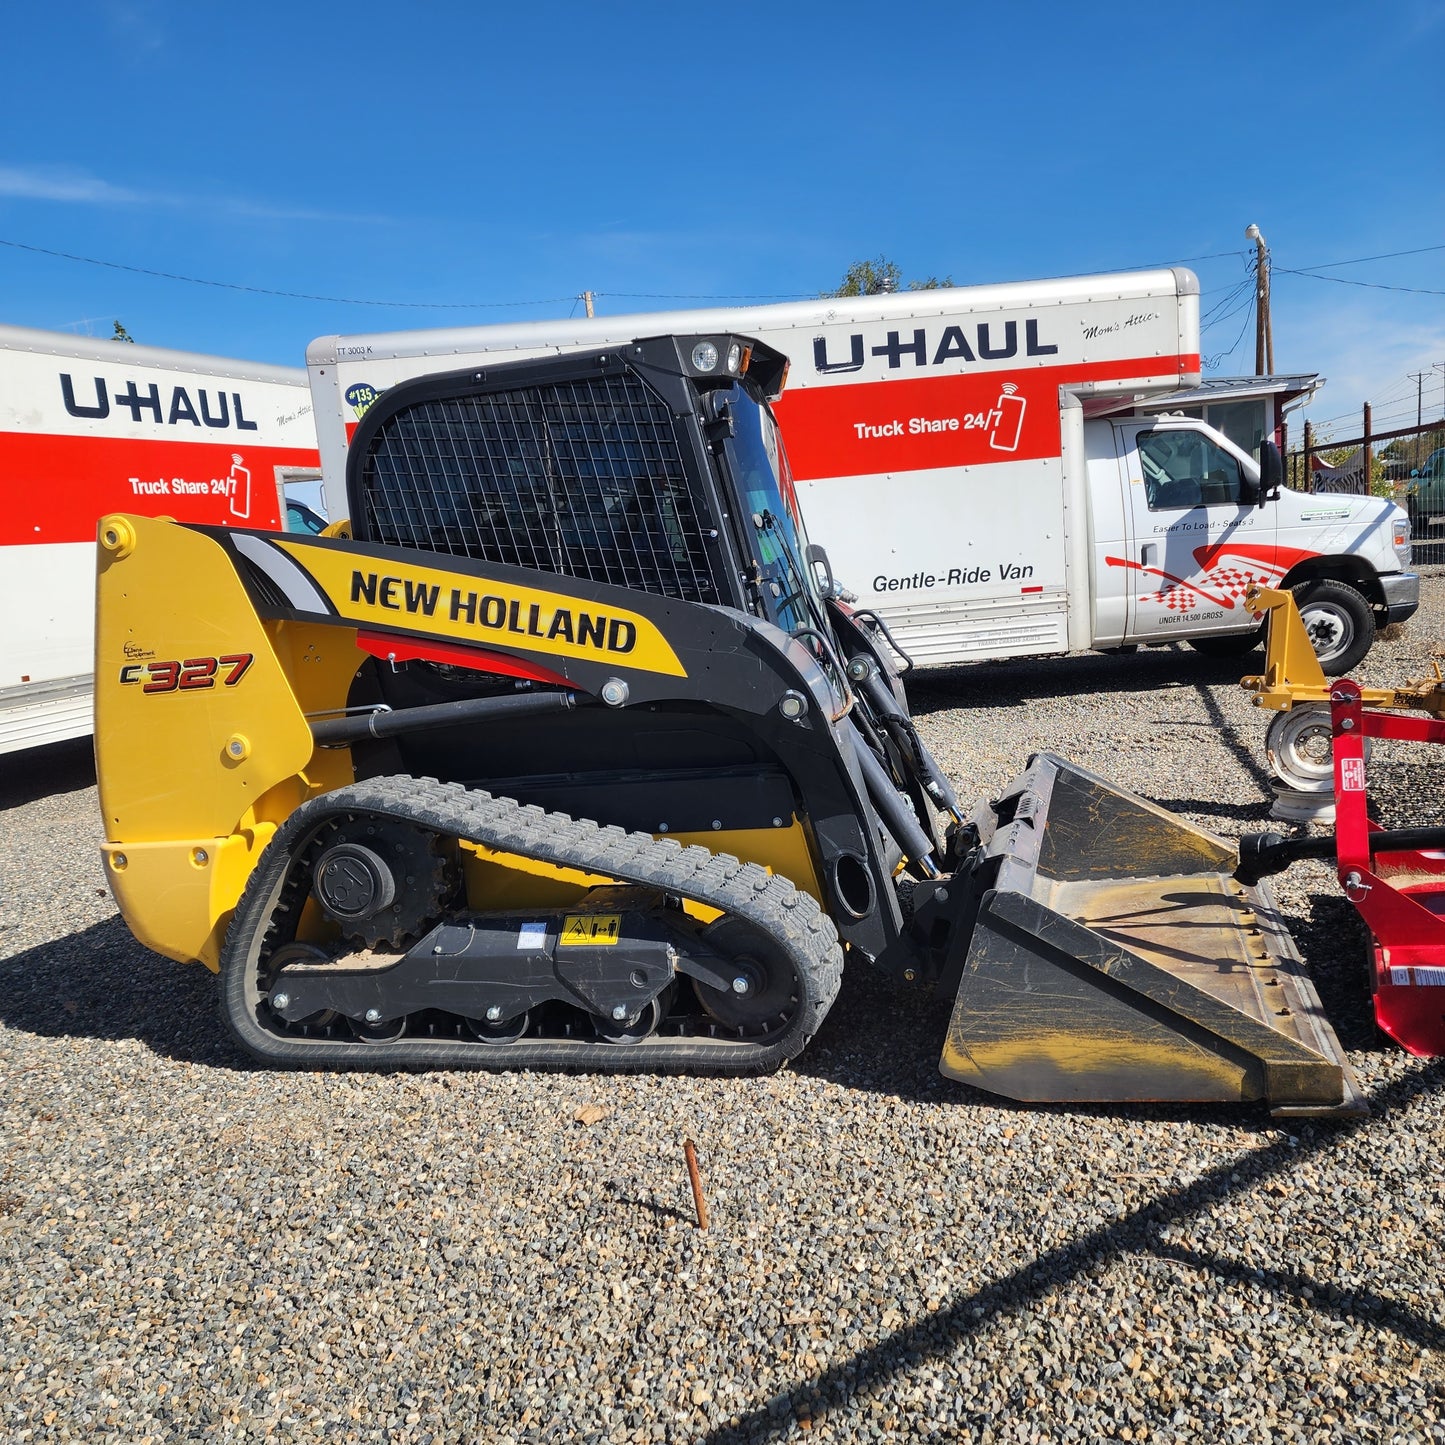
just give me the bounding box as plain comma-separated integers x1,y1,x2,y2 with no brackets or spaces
274,541,687,677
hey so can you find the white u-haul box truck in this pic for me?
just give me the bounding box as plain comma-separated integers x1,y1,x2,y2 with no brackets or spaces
306,270,1417,675
0,325,321,754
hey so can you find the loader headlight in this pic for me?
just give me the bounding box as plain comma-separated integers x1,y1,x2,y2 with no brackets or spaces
691,341,720,373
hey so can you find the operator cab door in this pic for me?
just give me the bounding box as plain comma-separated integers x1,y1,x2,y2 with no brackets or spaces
1115,421,1276,643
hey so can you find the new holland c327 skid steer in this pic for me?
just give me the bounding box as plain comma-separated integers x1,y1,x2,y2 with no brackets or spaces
94,335,1363,1115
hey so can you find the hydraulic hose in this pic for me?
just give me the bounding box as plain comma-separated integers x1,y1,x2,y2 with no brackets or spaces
311,689,584,747
857,670,964,822
843,718,941,879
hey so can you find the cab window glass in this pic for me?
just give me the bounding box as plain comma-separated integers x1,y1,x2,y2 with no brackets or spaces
723,388,822,634
1138,430,1246,510
1204,399,1266,458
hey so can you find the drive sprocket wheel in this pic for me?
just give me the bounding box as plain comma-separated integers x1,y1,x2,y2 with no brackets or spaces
310,817,455,950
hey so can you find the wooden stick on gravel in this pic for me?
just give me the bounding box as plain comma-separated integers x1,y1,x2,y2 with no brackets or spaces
683,1139,709,1230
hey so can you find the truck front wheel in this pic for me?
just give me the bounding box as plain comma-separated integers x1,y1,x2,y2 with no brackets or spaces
1291,579,1375,675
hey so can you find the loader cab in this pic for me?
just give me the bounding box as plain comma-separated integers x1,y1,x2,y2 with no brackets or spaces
343,333,806,629
331,334,846,868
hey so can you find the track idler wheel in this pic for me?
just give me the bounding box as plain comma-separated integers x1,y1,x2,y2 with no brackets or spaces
464,1009,531,1045
348,1013,408,1044
593,988,672,1046
693,917,801,1041
265,942,338,1027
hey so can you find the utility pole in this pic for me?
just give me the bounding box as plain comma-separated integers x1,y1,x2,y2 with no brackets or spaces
1363,402,1373,496
1408,371,1430,468
1410,371,1428,430
1245,224,1272,376
581,291,595,319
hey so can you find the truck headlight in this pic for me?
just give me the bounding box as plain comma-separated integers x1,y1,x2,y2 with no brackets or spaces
691,341,720,373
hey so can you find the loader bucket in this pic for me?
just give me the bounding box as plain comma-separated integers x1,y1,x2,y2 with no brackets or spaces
941,754,1365,1116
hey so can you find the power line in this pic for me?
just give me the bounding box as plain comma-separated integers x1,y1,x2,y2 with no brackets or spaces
1202,297,1255,371
1200,277,1253,326
0,237,575,309
1289,241,1445,273
1274,266,1445,297
2,232,1261,314
596,290,812,301
1201,287,1255,333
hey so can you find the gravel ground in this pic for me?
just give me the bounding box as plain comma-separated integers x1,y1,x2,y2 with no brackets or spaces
4,583,1445,1444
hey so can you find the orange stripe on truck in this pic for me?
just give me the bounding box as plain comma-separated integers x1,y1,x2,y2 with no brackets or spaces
774,355,1200,482
0,432,320,544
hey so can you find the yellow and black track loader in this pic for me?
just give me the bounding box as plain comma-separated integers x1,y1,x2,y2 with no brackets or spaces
94,335,1362,1114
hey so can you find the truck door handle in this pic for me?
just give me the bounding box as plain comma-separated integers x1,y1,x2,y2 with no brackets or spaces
1140,543,1156,567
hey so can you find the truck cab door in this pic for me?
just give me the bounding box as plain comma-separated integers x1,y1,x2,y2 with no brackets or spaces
1113,422,1277,644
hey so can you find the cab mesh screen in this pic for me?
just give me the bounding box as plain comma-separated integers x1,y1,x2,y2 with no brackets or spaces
352,373,719,602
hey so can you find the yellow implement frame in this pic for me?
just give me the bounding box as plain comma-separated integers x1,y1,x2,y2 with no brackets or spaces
1240,585,1445,715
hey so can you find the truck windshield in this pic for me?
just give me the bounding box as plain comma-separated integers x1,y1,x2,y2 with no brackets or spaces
721,386,824,635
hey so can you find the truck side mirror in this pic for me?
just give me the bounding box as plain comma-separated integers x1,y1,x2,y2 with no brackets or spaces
1257,441,1283,505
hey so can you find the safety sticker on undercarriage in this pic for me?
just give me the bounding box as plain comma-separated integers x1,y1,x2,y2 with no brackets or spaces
516,922,547,950
1390,966,1445,987
559,914,622,947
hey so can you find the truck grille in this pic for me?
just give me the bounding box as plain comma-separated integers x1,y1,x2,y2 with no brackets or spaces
352,373,720,602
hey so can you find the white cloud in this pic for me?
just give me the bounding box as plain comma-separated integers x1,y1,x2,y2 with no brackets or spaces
0,162,386,226
102,1,166,54
1282,289,1445,441
0,165,141,204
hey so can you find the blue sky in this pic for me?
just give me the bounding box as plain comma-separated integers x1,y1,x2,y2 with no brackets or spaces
3,0,1443,446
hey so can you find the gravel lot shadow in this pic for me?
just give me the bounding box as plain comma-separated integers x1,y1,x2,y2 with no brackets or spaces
701,1059,1445,1445
786,954,1400,1123
0,737,95,810
0,917,247,1068
7,913,1383,1112
902,646,1253,715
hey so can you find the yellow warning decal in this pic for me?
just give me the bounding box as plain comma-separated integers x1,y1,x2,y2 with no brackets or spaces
558,913,622,947
274,541,686,677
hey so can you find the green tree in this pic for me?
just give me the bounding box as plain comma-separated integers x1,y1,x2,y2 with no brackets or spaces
826,256,901,297
825,256,954,298
112,320,135,343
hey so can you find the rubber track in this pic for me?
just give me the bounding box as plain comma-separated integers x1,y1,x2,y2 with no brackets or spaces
220,776,845,1074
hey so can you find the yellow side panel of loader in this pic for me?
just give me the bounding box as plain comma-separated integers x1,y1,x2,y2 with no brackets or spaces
94,515,359,968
